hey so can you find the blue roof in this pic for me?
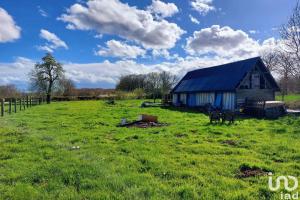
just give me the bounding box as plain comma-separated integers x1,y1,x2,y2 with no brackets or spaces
172,57,279,93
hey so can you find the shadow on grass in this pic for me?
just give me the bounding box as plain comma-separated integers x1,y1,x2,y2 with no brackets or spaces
160,105,205,114
160,105,284,123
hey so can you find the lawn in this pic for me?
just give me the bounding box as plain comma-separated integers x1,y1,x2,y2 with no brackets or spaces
276,94,300,102
0,100,300,200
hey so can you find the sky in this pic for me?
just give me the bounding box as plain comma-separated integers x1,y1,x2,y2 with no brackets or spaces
0,0,297,90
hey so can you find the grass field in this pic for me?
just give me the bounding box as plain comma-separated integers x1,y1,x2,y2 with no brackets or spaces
0,100,300,200
276,94,300,102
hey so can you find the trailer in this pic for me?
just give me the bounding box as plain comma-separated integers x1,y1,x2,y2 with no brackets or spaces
244,100,286,119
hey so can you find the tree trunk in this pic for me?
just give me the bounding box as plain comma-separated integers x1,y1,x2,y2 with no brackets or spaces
46,94,51,104
47,81,53,104
282,71,288,101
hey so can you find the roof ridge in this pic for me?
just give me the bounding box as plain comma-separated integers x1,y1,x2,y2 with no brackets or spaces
187,57,261,73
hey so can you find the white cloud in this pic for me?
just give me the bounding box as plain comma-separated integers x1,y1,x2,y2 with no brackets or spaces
37,6,48,17
0,7,21,43
152,49,180,60
58,0,185,49
1,52,280,89
0,56,226,88
191,0,215,16
186,25,265,58
249,30,259,34
147,0,179,19
38,29,68,52
94,34,103,39
63,57,227,86
152,49,170,58
96,40,146,59
0,57,34,87
189,15,200,24
260,37,282,53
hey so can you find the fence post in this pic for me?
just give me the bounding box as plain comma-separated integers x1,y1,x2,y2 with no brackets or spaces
1,99,4,117
9,99,12,114
23,98,25,110
26,96,29,108
30,97,32,107
14,98,17,113
19,99,22,111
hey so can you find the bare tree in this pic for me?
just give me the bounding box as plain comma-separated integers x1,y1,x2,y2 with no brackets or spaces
116,71,178,101
116,74,146,91
0,85,20,98
145,72,161,102
280,0,300,75
58,78,76,96
159,71,178,96
277,50,297,99
30,53,64,104
261,50,278,72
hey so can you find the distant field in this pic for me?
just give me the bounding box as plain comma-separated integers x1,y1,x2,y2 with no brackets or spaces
0,100,300,199
276,94,300,102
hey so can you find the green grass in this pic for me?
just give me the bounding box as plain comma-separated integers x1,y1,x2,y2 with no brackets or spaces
276,94,300,102
0,100,300,200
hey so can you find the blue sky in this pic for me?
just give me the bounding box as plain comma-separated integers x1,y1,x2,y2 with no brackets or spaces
0,0,297,89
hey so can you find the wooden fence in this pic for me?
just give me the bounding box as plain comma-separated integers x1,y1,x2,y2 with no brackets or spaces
0,97,45,117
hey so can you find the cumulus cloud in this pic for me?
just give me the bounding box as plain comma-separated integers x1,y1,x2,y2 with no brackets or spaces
0,57,34,88
191,0,215,15
0,7,21,43
96,40,146,59
58,0,184,49
189,15,200,24
0,55,228,88
63,55,251,88
152,49,180,60
147,0,179,19
38,29,68,52
1,53,279,89
185,25,277,59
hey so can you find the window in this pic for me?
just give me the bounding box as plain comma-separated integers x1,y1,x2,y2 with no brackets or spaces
252,73,260,89
260,75,266,89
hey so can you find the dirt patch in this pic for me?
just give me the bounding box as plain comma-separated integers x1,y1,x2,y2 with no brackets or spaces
221,140,238,146
237,164,269,178
175,133,188,138
120,121,168,128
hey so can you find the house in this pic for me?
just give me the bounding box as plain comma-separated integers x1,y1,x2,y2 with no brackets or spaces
171,57,280,110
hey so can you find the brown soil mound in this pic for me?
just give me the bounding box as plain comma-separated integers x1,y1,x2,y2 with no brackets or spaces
222,140,238,146
237,164,269,178
119,121,168,128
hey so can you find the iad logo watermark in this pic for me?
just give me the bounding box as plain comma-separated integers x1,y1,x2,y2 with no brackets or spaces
268,172,299,199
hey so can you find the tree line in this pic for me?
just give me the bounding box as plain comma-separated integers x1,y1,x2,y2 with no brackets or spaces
116,71,178,102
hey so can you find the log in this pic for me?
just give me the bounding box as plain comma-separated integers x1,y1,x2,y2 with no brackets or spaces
138,114,158,123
